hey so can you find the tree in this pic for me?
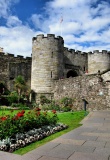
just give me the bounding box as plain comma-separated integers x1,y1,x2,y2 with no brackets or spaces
14,75,26,102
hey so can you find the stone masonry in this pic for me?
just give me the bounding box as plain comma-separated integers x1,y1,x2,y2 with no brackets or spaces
53,72,110,110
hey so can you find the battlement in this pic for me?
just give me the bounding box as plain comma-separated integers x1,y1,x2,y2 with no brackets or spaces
33,34,64,43
5,53,14,57
88,50,110,55
68,49,75,53
64,47,87,56
0,50,31,62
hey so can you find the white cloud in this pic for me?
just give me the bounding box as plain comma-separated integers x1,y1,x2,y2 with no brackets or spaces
0,25,36,57
6,16,22,27
1,0,110,57
30,14,43,30
0,0,20,18
0,0,44,57
43,0,110,51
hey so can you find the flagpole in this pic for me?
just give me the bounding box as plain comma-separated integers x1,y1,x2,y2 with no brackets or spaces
60,16,63,37
60,22,62,37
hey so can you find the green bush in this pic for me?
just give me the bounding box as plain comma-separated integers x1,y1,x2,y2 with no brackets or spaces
49,101,60,111
60,97,73,107
40,95,51,105
8,91,18,105
59,97,75,112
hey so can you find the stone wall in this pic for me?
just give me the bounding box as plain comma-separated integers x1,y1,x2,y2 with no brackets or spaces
64,48,88,74
53,74,110,111
0,52,31,90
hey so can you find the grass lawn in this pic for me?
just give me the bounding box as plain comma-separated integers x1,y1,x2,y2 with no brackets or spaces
0,110,87,155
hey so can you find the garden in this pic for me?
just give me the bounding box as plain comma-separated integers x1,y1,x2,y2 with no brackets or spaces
0,76,86,154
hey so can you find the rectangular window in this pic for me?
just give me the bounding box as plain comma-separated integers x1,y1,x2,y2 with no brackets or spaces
51,71,52,78
51,52,53,58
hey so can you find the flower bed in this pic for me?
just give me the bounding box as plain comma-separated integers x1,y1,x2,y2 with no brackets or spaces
0,109,68,152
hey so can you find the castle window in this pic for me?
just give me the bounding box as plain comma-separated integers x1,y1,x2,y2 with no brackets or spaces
84,66,85,71
51,52,53,58
51,71,52,78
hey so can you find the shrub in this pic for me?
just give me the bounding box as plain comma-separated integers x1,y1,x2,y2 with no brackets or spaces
0,109,58,140
40,95,51,105
60,97,75,112
8,91,18,105
48,101,61,111
60,97,73,107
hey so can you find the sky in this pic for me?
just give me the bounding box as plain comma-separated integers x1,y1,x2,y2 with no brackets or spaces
0,0,110,57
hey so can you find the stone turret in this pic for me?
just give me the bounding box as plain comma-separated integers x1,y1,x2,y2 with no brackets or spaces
88,50,110,74
31,34,64,96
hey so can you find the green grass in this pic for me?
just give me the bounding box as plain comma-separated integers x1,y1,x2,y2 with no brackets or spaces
13,111,86,155
0,110,87,155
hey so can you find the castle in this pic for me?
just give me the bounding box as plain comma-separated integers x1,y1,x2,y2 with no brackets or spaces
31,34,110,101
0,34,110,108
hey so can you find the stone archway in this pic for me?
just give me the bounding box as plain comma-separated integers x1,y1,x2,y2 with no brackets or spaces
67,70,78,78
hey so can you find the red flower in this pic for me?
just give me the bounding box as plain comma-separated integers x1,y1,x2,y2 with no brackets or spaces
36,111,40,116
21,110,25,114
1,116,7,121
52,110,56,114
17,112,24,117
35,108,41,111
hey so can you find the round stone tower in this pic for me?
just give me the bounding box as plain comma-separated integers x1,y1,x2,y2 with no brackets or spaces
31,34,64,97
88,50,110,74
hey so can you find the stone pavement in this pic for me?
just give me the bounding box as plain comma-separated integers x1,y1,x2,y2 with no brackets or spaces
0,110,110,160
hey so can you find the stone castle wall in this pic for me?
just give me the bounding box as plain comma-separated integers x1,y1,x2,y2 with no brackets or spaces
53,73,110,110
0,52,31,90
64,48,88,75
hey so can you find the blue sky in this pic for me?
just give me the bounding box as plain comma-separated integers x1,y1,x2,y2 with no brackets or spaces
0,0,110,57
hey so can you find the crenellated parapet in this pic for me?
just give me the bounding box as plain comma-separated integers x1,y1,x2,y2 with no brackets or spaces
64,47,87,56
0,51,32,62
88,50,110,54
32,34,64,46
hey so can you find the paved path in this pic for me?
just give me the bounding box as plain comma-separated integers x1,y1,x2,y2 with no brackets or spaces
0,110,110,160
